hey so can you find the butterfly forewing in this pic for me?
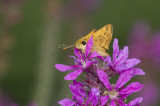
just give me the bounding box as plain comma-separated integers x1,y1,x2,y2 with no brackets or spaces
93,24,112,50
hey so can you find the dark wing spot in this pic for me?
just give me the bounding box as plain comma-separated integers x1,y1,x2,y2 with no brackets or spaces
98,38,101,41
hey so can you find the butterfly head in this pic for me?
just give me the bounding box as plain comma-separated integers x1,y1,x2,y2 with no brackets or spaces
75,38,87,53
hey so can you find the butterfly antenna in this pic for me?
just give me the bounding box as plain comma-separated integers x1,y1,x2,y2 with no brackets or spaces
63,44,75,50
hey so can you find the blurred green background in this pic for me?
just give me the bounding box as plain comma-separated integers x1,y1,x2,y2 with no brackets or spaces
0,0,160,106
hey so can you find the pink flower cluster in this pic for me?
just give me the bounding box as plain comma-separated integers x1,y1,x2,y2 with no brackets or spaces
55,36,145,106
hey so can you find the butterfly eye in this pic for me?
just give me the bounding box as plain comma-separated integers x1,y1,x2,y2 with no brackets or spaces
82,41,86,45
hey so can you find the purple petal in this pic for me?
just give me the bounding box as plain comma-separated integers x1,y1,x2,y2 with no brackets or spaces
120,93,132,100
73,80,83,87
125,58,141,69
110,100,116,106
105,56,112,66
87,88,100,106
119,82,144,94
69,83,85,103
68,55,77,60
128,97,143,106
100,95,109,106
85,35,93,58
113,38,119,61
115,46,128,66
97,70,111,90
115,72,132,89
114,63,126,72
68,55,81,64
85,60,93,68
120,68,134,75
58,98,75,106
118,49,123,56
64,68,83,80
89,51,104,59
72,81,87,98
132,68,145,77
55,64,78,72
74,48,82,60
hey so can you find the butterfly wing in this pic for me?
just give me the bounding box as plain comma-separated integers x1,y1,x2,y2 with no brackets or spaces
93,24,113,50
92,24,113,56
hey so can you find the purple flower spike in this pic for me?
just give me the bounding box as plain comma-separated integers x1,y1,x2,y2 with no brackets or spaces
56,35,145,105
